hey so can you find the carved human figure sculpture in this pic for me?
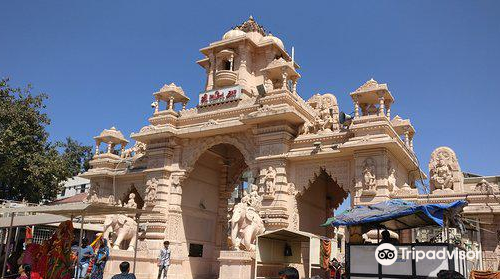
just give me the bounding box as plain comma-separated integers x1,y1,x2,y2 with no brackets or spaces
429,147,461,192
102,214,138,251
387,168,397,192
264,166,277,195
300,93,339,135
126,193,137,208
145,178,158,206
430,157,453,191
362,161,377,191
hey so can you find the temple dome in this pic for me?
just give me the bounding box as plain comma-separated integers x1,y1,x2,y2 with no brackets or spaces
222,29,246,40
260,34,284,49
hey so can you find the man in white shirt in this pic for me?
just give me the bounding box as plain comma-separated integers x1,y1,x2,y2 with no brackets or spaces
157,241,171,279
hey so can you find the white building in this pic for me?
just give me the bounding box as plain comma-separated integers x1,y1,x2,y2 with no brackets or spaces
57,176,90,200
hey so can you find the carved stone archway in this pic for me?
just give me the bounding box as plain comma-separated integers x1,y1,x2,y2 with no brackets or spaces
181,133,256,176
291,159,353,196
295,167,348,237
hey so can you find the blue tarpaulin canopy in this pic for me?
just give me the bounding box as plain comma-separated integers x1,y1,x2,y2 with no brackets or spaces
321,199,467,231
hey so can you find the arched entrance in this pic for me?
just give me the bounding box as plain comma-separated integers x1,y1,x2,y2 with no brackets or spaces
180,143,248,279
297,168,348,237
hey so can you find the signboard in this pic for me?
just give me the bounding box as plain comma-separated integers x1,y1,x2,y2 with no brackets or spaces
198,86,241,106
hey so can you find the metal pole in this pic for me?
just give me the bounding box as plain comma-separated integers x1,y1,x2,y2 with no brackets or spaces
475,218,483,270
0,229,5,269
76,214,85,279
1,213,14,278
112,158,128,204
133,214,140,274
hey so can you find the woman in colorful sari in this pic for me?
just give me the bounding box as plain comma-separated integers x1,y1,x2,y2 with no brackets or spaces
90,238,109,279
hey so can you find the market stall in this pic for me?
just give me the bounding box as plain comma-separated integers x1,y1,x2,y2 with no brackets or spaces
0,202,154,278
255,229,335,279
322,199,476,279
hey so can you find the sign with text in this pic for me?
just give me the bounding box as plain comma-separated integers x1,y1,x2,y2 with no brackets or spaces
198,86,241,106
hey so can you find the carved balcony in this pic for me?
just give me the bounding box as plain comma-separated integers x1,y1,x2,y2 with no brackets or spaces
214,70,237,87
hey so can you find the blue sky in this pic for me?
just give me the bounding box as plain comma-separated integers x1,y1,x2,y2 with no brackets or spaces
1,0,499,183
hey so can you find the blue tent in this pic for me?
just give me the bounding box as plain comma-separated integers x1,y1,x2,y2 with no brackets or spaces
321,199,467,231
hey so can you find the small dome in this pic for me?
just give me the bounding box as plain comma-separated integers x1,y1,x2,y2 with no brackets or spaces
222,29,246,40
260,34,284,49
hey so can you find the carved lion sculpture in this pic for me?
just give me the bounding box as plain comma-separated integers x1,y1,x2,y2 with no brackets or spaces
103,214,137,251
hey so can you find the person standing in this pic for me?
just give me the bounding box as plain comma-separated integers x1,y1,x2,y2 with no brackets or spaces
157,241,171,279
90,238,110,279
76,238,94,278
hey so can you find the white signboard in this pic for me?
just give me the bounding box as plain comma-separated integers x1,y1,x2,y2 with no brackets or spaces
198,86,241,106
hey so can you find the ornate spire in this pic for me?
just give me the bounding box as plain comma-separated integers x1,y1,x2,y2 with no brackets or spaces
234,16,266,36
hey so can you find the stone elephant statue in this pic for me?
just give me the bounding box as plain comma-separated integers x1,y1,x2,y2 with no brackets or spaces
229,203,265,252
102,214,137,251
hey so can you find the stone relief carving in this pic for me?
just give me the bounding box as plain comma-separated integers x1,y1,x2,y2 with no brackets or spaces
165,213,182,241
122,141,146,158
202,119,219,127
229,184,265,252
362,158,377,194
125,193,137,208
474,179,499,194
392,183,418,196
429,147,461,192
87,182,100,203
103,214,138,251
144,177,158,206
287,183,299,231
294,161,351,196
247,105,279,118
387,166,398,192
300,93,339,135
182,134,255,174
139,125,156,133
263,166,277,195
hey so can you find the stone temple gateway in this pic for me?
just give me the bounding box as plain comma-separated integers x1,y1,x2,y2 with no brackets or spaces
81,17,500,279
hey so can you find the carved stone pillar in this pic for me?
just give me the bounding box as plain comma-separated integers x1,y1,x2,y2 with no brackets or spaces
353,150,391,205
386,103,391,119
378,93,385,116
216,160,231,250
95,140,100,156
258,160,290,230
354,97,360,118
120,144,125,156
154,97,159,114
168,96,174,111
404,129,410,147
281,68,288,90
207,53,215,90
237,45,249,89
263,75,273,91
